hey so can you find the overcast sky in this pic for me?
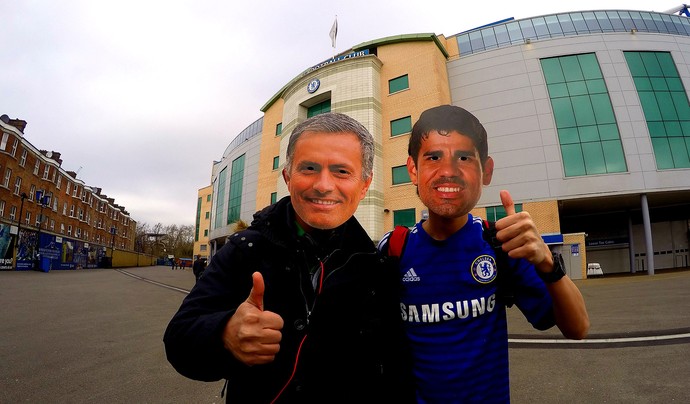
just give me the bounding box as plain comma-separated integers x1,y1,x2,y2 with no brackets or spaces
1,1,673,226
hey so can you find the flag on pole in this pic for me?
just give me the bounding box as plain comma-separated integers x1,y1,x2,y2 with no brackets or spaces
329,16,338,49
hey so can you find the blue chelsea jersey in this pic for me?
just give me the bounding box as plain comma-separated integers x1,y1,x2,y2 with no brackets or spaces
387,215,553,403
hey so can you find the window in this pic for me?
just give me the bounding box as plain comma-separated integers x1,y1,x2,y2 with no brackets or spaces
72,185,78,197
56,175,61,189
391,116,412,137
485,204,523,221
541,53,627,176
272,156,280,170
66,182,71,195
389,74,409,94
625,51,690,169
203,230,208,237
43,165,50,179
67,225,72,236
307,99,331,117
11,139,18,156
227,154,245,223
29,185,36,201
24,211,30,225
3,168,12,188
19,150,27,167
0,200,5,217
276,122,282,136
13,177,21,195
50,219,55,231
60,223,65,234
270,192,277,204
205,211,210,219
0,132,7,149
70,205,75,217
206,194,211,202
392,165,411,185
33,160,40,175
10,205,16,221
393,208,416,228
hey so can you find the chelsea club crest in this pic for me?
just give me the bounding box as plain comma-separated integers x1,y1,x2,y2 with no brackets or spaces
471,255,497,284
307,78,320,93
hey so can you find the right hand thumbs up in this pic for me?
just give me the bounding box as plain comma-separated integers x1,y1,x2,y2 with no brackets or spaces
246,271,265,311
223,272,284,366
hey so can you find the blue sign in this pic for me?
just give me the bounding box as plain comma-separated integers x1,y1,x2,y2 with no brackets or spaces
307,79,320,93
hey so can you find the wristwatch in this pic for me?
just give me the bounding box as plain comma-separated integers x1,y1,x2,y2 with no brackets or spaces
538,252,566,283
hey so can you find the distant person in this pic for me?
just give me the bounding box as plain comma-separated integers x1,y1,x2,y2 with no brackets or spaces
170,259,176,270
164,112,413,403
379,105,589,402
192,255,206,280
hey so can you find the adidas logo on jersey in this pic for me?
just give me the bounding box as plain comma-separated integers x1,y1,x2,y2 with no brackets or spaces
402,268,421,282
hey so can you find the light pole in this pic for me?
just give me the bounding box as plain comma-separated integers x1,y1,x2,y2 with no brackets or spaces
34,190,51,272
13,192,28,270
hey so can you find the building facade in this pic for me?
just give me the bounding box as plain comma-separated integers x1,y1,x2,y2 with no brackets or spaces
0,115,135,271
193,184,212,260
206,9,690,278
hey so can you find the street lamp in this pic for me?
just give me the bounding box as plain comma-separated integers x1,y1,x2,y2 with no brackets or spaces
34,190,51,272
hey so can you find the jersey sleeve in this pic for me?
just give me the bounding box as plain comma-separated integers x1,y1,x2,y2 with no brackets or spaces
510,258,556,331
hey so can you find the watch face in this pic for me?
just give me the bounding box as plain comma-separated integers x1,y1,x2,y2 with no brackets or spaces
307,78,320,93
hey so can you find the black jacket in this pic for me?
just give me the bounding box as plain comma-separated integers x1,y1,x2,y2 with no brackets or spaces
164,197,413,403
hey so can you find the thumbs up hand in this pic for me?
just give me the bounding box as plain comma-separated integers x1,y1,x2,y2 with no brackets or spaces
494,190,552,268
223,272,284,366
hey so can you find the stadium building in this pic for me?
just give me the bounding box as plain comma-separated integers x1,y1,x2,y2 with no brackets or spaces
204,8,690,278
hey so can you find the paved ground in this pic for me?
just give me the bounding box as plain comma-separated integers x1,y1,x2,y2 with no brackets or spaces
1,266,689,403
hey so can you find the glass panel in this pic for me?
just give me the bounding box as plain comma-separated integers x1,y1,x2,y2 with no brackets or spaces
532,17,550,38
552,98,576,128
572,95,596,126
607,11,625,31
651,138,674,169
558,127,580,144
666,77,684,91
586,78,607,94
545,15,563,36
657,92,678,120
601,140,628,172
638,92,662,121
599,123,619,140
633,77,652,91
640,12,657,32
629,12,646,32
570,12,589,33
457,34,472,55
391,116,412,136
481,28,498,50
494,25,511,45
681,121,690,136
595,11,614,32
582,142,606,174
579,54,602,79
671,91,690,117
562,144,586,176
579,125,600,142
591,94,616,123
661,14,680,35
669,137,690,167
558,13,576,34
567,81,588,96
650,77,668,91
506,21,523,44
519,19,536,40
547,83,569,98
647,121,666,137
625,52,645,75
560,56,584,81
618,11,636,31
392,166,411,185
658,52,678,76
641,52,663,76
541,58,565,83
665,121,682,136
469,30,485,53
389,75,409,93
393,208,416,228
582,12,602,32
651,13,668,33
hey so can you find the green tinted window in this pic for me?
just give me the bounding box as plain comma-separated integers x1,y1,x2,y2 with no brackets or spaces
541,53,627,176
227,154,245,223
393,208,415,227
307,99,331,117
272,156,279,170
214,168,227,228
625,51,690,169
389,75,409,94
392,165,411,185
486,204,522,221
391,116,412,136
276,122,282,136
270,192,277,204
